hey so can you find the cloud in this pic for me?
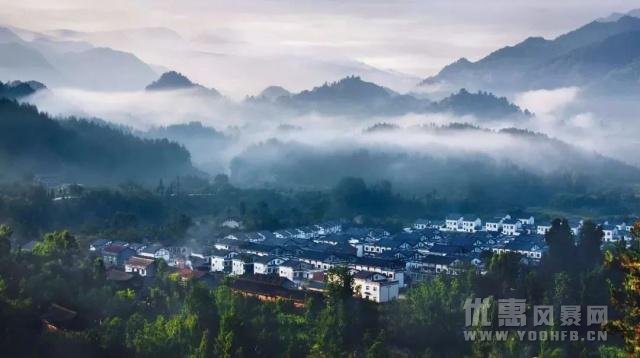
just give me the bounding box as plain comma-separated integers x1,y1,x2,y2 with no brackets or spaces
514,87,580,115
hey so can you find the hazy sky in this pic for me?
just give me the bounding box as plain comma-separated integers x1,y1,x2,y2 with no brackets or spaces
1,0,638,96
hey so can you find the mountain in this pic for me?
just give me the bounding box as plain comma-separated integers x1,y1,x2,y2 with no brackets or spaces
0,27,159,90
597,8,640,22
0,80,45,99
230,124,640,198
276,76,528,119
0,99,198,184
143,121,229,174
146,71,221,96
278,76,427,116
421,16,640,93
257,86,291,101
433,89,531,118
52,47,158,91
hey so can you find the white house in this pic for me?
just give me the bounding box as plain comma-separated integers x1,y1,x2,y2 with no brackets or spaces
125,256,156,277
493,239,546,260
536,225,551,235
139,243,170,262
518,216,535,226
484,220,502,232
601,225,618,242
350,258,405,287
210,250,237,272
501,219,522,236
413,219,429,230
461,217,482,233
253,256,285,275
445,215,464,231
230,255,254,276
278,260,313,282
352,271,400,303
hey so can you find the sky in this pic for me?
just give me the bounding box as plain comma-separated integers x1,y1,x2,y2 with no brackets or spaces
1,0,638,80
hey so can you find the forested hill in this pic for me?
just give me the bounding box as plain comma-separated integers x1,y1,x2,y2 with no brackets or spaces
0,99,199,184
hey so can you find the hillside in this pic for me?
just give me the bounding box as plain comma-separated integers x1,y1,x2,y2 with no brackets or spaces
0,80,45,99
0,99,198,184
421,16,640,93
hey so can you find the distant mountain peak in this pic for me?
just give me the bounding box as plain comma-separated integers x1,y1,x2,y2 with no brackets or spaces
258,85,291,101
146,71,195,90
145,71,221,96
597,9,640,22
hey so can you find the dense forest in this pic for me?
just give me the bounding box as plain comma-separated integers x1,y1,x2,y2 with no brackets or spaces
0,99,198,184
0,218,638,357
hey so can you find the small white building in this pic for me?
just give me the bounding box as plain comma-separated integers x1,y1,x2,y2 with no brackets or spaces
445,215,464,231
353,271,400,303
518,216,535,226
461,217,482,233
125,256,156,277
253,256,285,275
601,225,618,242
536,225,551,235
278,260,313,282
501,219,522,236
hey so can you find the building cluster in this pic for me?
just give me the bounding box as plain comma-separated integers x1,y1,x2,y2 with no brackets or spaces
88,215,636,305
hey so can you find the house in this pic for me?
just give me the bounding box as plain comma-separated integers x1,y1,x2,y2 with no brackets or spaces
230,254,254,276
253,256,285,275
461,217,482,233
484,218,502,232
102,244,136,267
568,219,583,236
210,250,237,273
350,257,406,287
315,221,342,235
41,304,79,331
139,243,170,262
445,214,464,231
125,256,156,277
352,271,400,303
89,239,111,252
363,240,395,254
601,224,618,242
518,216,535,226
229,274,314,308
406,255,461,274
274,229,295,239
278,260,314,282
221,219,242,229
413,219,430,230
501,219,522,236
536,224,551,235
494,237,547,260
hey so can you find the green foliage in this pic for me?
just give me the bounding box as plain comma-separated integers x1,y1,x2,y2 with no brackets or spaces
0,99,196,185
0,224,12,256
32,230,78,257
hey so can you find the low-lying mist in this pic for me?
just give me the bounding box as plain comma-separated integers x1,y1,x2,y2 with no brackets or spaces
24,84,640,195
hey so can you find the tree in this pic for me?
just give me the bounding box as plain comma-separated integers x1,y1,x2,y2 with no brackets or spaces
604,228,640,355
544,218,575,272
0,224,12,256
577,220,603,269
325,266,354,300
32,230,78,258
192,330,212,358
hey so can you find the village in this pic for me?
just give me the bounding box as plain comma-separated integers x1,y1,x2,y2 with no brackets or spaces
83,214,635,305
